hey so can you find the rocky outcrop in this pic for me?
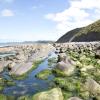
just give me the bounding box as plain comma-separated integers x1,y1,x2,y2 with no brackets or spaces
0,44,55,75
54,42,100,52
32,88,63,100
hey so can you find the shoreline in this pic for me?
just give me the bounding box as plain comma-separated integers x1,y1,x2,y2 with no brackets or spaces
0,43,55,75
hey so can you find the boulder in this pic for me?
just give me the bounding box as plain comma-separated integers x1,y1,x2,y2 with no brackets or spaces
58,53,75,65
58,53,67,62
85,78,100,95
56,60,75,76
9,62,32,75
32,88,63,100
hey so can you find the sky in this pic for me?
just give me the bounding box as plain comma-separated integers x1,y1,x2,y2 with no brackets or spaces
0,0,100,42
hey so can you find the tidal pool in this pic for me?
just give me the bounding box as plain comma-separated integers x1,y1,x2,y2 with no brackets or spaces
1,52,57,97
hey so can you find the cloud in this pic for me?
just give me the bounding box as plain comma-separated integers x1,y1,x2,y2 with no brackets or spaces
31,5,44,10
32,6,38,9
0,0,14,3
45,0,100,33
1,9,14,17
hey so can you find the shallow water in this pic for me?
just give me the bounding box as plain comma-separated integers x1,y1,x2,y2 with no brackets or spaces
1,51,57,97
0,53,15,58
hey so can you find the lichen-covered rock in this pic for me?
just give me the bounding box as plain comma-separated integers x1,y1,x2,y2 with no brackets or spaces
35,69,52,80
32,88,63,100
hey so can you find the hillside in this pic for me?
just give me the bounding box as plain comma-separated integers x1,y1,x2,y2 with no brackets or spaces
57,20,100,42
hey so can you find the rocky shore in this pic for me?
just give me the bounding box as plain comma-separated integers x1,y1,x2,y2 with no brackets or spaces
0,42,100,100
52,41,100,100
0,44,55,75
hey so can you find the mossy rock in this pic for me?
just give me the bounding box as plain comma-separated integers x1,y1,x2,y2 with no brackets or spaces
48,57,57,63
6,96,16,100
52,68,66,77
6,81,16,86
32,88,63,100
54,77,76,91
63,91,73,100
0,78,5,84
32,60,43,70
79,91,90,100
0,94,6,100
0,85,4,91
35,69,52,80
0,94,15,100
17,95,31,100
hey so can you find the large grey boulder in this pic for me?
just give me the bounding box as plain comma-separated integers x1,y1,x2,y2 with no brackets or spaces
9,62,32,75
56,57,75,76
56,53,75,76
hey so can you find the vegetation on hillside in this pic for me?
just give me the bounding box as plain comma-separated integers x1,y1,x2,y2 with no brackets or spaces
57,19,100,42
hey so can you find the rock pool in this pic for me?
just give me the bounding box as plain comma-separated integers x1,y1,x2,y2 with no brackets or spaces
1,52,57,97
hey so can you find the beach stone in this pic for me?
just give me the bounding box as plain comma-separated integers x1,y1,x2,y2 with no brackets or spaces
32,88,63,100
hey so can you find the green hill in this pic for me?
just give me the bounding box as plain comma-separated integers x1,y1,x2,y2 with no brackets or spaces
57,20,100,42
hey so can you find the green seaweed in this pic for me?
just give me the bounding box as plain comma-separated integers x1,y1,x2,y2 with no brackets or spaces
35,69,52,80
52,68,66,77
